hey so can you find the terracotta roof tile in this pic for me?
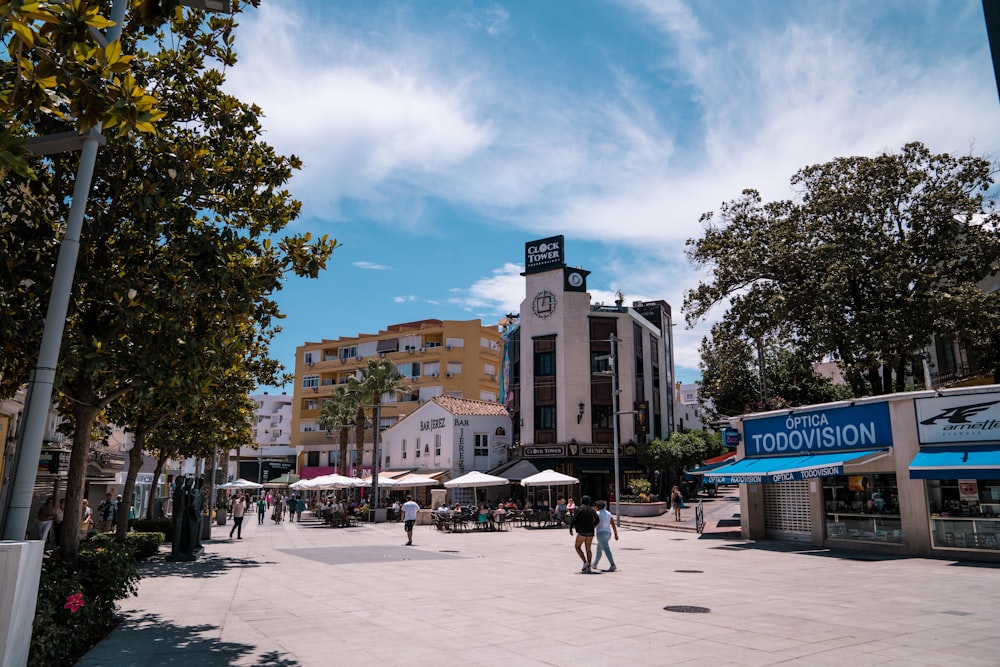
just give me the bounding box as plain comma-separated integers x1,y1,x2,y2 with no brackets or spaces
431,396,510,417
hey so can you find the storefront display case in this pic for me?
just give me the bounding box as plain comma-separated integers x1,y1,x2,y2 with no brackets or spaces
823,474,902,544
926,479,1000,552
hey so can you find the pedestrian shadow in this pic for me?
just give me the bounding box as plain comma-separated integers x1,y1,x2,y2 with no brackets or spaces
77,612,299,666
139,552,277,579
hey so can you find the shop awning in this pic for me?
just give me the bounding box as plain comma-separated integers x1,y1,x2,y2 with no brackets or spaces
908,445,1000,480
687,451,737,475
704,449,888,484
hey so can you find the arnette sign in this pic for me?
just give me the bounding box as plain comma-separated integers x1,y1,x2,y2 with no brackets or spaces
915,391,1000,445
744,402,892,456
524,235,565,274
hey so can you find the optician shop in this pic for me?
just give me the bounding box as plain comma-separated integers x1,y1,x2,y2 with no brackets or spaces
706,385,1000,561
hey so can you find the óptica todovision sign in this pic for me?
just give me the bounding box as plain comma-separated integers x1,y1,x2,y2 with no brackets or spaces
744,402,893,456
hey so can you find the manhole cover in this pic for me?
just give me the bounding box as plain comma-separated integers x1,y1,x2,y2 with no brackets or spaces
664,605,710,613
674,569,703,573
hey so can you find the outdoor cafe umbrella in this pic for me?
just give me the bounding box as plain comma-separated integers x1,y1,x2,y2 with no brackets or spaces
293,474,365,491
519,469,580,507
219,478,263,490
444,470,509,505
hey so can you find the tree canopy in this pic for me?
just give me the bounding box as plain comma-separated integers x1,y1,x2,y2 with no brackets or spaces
1,3,336,560
685,142,1000,398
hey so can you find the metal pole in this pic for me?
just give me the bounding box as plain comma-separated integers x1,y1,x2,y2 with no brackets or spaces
610,334,621,526
371,404,381,517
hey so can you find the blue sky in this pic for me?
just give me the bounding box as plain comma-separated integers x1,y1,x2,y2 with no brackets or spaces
223,1,1000,393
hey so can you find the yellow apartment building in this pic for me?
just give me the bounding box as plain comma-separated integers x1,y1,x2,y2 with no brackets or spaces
290,319,503,478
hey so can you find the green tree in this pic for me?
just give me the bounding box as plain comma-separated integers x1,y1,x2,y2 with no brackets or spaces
642,430,725,489
698,323,854,421
318,389,359,476
2,5,336,562
1,0,163,178
685,142,1000,397
352,359,410,472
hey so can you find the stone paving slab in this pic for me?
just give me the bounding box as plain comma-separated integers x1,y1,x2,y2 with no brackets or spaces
76,508,1000,666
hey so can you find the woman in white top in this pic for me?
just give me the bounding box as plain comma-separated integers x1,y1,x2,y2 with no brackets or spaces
592,499,619,572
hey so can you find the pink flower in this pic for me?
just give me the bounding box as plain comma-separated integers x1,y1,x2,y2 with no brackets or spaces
64,593,85,614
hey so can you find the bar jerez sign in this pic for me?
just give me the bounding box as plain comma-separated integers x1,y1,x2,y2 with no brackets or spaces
744,402,893,457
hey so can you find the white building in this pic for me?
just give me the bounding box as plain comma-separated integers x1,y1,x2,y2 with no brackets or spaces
674,382,708,432
228,392,296,483
379,396,512,504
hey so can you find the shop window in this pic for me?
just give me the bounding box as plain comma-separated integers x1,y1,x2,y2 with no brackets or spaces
926,479,1000,550
307,451,320,467
474,434,488,457
823,474,901,543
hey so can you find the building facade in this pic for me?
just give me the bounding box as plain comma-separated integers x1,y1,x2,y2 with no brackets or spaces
230,392,296,484
291,319,503,479
379,396,512,504
706,384,1000,561
502,235,676,502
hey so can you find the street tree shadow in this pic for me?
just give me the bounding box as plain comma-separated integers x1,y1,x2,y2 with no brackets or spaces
76,612,300,666
139,552,277,579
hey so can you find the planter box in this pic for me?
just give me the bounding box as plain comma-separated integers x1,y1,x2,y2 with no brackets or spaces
610,501,667,517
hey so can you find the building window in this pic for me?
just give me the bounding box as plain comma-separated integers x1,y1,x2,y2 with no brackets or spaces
416,438,421,458
303,375,319,388
307,451,320,467
447,362,462,376
823,474,901,543
340,346,357,360
304,399,318,410
535,405,555,430
534,350,555,376
474,434,489,457
304,351,314,365
301,422,316,432
435,434,441,456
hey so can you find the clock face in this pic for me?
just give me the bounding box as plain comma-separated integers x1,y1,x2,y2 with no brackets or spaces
532,290,557,318
567,271,584,288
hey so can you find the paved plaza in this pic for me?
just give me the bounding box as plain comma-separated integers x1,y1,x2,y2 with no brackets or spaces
77,500,1000,666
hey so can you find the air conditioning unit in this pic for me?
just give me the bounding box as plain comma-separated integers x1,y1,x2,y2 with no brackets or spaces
446,345,453,351
431,373,438,378
408,349,414,354
446,372,453,378
340,358,347,364
379,352,385,358
418,348,425,353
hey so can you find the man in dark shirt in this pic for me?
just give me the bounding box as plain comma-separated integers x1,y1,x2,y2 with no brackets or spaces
569,495,600,573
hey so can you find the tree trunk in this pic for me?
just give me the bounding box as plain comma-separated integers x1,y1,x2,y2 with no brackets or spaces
145,452,168,520
61,398,102,564
354,406,365,476
338,426,349,474
117,426,146,540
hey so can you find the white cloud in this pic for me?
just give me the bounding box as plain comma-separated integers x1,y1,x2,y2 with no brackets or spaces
448,263,524,314
393,295,417,303
355,261,390,271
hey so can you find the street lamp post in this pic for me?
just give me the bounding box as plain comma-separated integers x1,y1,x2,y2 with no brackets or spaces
609,334,622,526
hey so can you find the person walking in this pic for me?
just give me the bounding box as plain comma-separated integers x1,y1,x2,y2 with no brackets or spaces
37,497,56,546
670,485,683,521
257,496,266,524
401,495,420,545
569,495,599,573
287,495,297,523
97,493,116,533
229,494,247,539
592,499,619,572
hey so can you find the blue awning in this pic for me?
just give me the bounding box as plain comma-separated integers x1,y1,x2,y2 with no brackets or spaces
908,445,1000,480
703,449,888,484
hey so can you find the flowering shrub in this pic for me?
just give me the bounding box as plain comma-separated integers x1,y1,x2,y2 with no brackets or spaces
628,478,652,499
29,539,139,666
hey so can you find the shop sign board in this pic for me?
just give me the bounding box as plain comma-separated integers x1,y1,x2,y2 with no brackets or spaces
524,235,564,274
744,402,892,456
523,445,566,457
722,428,741,449
914,391,1000,445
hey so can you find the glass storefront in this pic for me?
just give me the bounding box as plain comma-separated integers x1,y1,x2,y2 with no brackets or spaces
823,473,902,544
926,479,1000,551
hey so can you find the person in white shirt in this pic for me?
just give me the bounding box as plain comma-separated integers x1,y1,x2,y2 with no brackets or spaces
401,495,420,545
592,499,619,572
229,494,247,539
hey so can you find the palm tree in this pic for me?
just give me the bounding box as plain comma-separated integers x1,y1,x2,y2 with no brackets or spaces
318,390,357,475
354,359,411,471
